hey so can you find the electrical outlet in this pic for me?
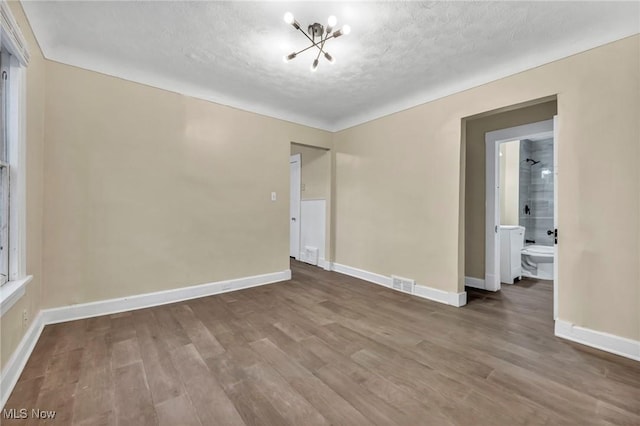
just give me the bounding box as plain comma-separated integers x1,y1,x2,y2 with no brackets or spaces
22,309,28,330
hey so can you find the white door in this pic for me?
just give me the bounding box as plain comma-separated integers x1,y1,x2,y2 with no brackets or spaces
290,154,301,259
553,116,558,319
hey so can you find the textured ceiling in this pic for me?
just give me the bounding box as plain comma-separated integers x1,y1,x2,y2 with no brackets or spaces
21,1,640,131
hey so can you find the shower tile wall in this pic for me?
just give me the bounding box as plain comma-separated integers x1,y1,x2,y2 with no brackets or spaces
519,138,554,246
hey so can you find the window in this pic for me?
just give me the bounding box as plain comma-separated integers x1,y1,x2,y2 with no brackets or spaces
0,0,31,315
1,50,11,285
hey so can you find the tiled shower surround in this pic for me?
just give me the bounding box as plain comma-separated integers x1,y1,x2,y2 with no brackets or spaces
519,138,554,246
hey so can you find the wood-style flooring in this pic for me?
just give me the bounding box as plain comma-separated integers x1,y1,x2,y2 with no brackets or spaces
4,260,640,425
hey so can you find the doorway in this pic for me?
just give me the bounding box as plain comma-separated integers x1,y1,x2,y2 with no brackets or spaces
485,118,558,318
290,143,331,269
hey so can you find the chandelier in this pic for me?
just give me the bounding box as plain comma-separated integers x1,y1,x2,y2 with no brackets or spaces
282,12,351,72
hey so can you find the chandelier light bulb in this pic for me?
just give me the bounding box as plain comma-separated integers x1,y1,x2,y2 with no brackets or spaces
328,15,337,27
311,59,319,72
283,52,296,63
324,52,335,64
284,12,294,24
342,24,351,35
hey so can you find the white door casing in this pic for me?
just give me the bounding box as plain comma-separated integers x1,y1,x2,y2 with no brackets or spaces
553,115,558,319
290,154,301,259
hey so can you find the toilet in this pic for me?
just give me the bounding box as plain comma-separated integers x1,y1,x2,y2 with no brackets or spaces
521,244,554,280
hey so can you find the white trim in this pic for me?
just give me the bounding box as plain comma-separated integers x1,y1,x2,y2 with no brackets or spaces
294,250,332,271
0,274,31,316
7,54,27,282
0,38,28,292
553,115,559,320
318,258,332,271
290,154,301,260
485,120,554,293
0,1,30,66
332,263,466,307
0,310,43,409
414,284,467,307
41,270,291,325
333,263,391,287
555,320,640,362
464,276,486,290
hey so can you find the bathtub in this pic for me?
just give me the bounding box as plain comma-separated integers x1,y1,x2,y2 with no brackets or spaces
521,244,554,280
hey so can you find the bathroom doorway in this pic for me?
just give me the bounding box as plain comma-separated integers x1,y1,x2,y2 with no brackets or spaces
485,118,558,318
290,143,332,270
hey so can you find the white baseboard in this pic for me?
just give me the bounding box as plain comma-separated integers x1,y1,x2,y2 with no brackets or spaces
1,269,291,409
484,273,499,291
297,253,332,272
464,276,486,290
42,269,291,325
332,263,466,307
555,319,640,362
333,263,391,287
1,311,45,409
318,258,333,271
414,284,467,307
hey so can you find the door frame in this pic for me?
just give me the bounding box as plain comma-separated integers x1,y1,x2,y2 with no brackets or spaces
552,115,558,319
485,119,555,295
290,154,301,259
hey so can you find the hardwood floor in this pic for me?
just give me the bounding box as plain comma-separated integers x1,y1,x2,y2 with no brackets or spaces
4,261,640,425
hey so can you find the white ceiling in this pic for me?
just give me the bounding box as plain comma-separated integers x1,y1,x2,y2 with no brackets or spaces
21,1,640,131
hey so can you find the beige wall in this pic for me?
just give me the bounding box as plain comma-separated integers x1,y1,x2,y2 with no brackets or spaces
42,62,331,309
291,144,331,201
335,36,639,341
0,2,45,370
465,102,557,279
500,140,520,226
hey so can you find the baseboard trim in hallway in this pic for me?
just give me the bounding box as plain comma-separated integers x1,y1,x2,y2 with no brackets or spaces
332,262,467,307
464,276,486,290
555,319,640,362
0,269,291,409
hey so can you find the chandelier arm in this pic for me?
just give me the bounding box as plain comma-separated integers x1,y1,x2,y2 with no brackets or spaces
297,26,318,47
292,34,336,57
316,31,330,61
313,34,335,55
293,43,321,57
297,27,336,53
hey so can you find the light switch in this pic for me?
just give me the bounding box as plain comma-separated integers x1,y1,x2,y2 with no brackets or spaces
301,183,306,191
271,192,277,201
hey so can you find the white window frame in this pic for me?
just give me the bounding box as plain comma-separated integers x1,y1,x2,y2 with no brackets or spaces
0,0,31,316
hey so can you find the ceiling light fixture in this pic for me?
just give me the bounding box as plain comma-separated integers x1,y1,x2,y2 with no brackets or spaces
282,12,350,71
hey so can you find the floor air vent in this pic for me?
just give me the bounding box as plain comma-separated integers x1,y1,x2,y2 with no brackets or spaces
391,276,415,294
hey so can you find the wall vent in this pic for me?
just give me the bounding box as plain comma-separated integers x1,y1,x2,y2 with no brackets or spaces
303,246,319,266
391,275,415,294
